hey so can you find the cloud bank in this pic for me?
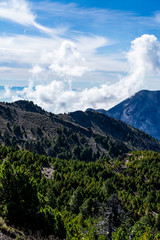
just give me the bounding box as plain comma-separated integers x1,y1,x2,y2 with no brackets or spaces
1,0,160,113
5,34,160,113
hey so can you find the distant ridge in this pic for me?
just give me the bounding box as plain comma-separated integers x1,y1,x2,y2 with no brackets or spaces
89,90,160,140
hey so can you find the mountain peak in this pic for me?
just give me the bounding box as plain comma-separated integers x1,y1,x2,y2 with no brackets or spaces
95,90,160,140
13,100,46,114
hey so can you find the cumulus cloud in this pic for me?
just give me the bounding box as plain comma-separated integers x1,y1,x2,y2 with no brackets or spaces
29,65,43,79
49,41,88,77
110,34,160,98
7,34,160,113
0,0,53,34
128,34,160,76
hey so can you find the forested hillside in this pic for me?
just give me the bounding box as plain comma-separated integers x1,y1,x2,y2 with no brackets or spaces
0,146,160,239
0,100,159,161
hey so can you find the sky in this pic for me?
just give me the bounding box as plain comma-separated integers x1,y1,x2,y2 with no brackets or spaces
0,0,160,113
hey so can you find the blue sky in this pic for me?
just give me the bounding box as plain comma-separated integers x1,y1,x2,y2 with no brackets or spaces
36,0,158,15
0,0,160,113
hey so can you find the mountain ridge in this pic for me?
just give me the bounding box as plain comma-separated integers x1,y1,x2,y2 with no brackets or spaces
87,90,160,140
0,99,159,160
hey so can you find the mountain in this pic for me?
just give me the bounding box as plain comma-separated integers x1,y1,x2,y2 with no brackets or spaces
0,99,159,160
1,101,160,239
90,90,160,140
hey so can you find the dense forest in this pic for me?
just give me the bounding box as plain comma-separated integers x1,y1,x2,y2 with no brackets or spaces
0,145,160,239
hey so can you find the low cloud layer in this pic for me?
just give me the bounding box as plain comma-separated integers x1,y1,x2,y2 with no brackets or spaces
4,34,160,113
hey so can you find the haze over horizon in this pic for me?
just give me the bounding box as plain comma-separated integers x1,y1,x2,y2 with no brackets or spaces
1,0,160,113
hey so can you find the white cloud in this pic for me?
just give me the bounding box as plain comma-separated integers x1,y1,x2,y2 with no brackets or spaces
128,34,160,76
49,40,88,77
3,86,12,98
1,1,160,113
0,35,60,65
0,0,54,34
0,0,35,26
5,34,160,113
0,34,116,84
29,65,43,79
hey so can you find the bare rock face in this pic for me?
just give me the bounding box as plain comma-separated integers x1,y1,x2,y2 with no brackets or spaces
94,90,160,140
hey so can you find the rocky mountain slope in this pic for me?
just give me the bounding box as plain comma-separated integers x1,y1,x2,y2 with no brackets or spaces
0,100,159,160
90,90,160,140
